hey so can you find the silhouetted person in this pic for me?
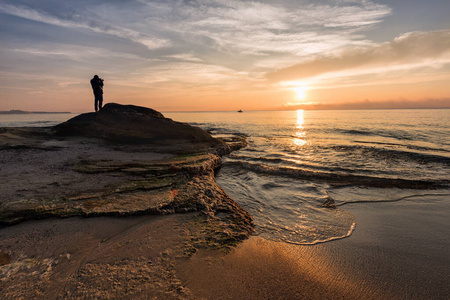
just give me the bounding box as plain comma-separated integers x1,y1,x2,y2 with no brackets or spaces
90,75,104,112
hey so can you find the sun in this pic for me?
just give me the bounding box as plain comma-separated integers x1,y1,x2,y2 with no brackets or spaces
295,86,307,100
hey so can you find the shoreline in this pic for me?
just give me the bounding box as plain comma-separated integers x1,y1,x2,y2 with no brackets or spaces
1,104,449,298
175,194,450,299
2,193,448,299
324,195,450,299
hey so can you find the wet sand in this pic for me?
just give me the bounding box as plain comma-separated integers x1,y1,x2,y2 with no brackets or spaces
2,193,448,299
318,195,450,299
176,194,450,299
0,214,198,298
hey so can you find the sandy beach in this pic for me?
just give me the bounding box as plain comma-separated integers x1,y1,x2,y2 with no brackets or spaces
175,195,450,299
3,195,448,299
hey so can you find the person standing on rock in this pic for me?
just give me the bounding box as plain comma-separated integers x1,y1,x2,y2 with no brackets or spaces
90,75,104,112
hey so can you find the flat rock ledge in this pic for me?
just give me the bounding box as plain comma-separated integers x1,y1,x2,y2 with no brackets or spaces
0,103,252,246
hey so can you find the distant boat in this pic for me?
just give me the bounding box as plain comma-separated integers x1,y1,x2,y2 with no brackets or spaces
238,110,243,113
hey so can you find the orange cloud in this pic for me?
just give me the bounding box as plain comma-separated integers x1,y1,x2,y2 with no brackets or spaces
273,98,450,111
267,29,450,82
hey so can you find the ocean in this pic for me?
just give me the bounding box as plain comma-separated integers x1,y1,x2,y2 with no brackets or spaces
167,109,450,245
2,109,449,245
0,113,75,128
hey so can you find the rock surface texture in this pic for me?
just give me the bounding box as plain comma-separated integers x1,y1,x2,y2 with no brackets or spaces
0,103,249,224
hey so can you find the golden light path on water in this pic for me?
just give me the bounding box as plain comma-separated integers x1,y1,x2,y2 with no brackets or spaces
294,110,307,147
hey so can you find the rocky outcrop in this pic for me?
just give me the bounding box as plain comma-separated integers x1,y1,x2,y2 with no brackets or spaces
0,103,253,246
0,103,254,300
53,103,228,154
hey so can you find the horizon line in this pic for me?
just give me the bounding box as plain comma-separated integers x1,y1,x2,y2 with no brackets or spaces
2,107,449,114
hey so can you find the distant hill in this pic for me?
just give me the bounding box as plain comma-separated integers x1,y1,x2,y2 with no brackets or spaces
0,110,71,114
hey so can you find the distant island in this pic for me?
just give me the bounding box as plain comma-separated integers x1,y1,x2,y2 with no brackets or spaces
0,110,71,114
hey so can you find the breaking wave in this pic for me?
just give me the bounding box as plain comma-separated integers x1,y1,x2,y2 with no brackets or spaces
223,160,449,189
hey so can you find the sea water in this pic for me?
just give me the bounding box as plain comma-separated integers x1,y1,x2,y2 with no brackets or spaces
2,109,449,244
166,109,450,244
0,113,76,127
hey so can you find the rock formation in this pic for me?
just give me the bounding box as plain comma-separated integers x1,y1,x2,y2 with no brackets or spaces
53,103,227,154
0,103,253,298
0,103,252,243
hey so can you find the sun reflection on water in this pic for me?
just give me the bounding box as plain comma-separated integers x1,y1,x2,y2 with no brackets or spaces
297,109,304,128
294,110,307,146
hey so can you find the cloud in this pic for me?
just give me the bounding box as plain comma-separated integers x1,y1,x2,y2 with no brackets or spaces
118,61,249,89
310,62,450,91
276,98,450,110
267,29,450,82
0,43,162,78
0,3,170,50
162,0,391,56
0,0,392,70
164,53,203,62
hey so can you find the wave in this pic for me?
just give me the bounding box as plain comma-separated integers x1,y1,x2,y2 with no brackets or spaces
329,145,450,166
355,140,450,153
186,122,204,126
228,154,284,164
227,154,373,176
334,128,415,141
334,192,450,207
336,129,374,136
28,121,55,126
224,160,449,189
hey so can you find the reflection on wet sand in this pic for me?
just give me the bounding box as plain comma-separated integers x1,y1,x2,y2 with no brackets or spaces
176,236,385,300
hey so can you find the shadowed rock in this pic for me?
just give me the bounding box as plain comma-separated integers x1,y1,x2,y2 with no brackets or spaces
53,103,224,152
0,103,252,243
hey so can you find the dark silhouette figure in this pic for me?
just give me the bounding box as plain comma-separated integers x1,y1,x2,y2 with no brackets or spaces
90,75,104,112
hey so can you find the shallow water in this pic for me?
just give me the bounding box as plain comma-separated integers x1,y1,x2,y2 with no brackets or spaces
3,109,449,244
167,109,450,244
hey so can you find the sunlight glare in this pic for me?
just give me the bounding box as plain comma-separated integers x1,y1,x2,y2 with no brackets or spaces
294,110,307,146
297,110,304,128
295,86,307,100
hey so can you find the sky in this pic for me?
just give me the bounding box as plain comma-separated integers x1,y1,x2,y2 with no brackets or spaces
0,0,449,112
